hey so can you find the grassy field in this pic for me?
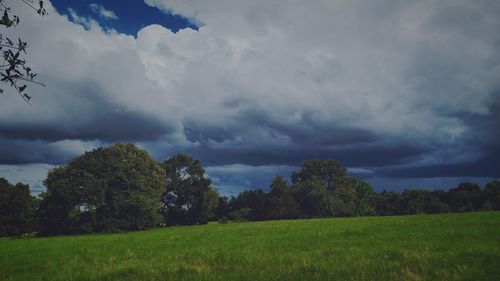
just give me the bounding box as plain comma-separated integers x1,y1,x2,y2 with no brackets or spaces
1,212,499,281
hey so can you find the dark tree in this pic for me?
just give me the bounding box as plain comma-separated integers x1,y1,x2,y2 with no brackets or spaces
162,154,218,225
447,182,483,212
290,160,365,217
293,178,336,218
398,189,450,215
483,180,500,210
422,190,450,214
291,159,347,189
332,176,375,216
0,178,37,236
38,143,165,235
0,0,46,103
230,189,271,221
268,176,301,220
399,189,427,214
427,190,449,213
227,207,252,222
214,196,231,220
374,191,402,216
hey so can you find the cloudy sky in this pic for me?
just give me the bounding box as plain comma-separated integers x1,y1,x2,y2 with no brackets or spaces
0,0,499,196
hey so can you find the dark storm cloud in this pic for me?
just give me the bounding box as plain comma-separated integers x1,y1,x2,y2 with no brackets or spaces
378,98,500,179
0,139,71,165
184,106,378,146
180,93,500,180
267,113,379,146
462,96,500,145
184,121,378,147
180,108,425,168
178,141,428,167
274,125,377,147
0,110,171,142
377,151,500,178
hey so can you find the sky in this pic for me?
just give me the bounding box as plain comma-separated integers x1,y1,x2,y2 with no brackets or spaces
0,0,499,196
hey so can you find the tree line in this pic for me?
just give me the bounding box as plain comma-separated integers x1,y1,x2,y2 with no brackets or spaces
214,164,500,222
1,143,499,236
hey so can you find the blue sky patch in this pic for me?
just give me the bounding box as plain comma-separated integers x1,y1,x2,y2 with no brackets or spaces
51,0,198,35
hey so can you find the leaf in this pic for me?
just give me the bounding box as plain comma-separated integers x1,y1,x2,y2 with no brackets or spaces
2,10,10,27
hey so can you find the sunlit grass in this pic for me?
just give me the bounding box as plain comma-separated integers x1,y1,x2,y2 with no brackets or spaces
1,212,499,281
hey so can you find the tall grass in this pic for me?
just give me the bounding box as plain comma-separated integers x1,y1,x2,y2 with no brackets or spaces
1,212,499,281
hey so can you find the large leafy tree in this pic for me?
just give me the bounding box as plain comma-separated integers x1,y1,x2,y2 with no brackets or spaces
291,159,363,217
0,178,37,236
38,143,165,235
0,0,46,103
162,154,218,225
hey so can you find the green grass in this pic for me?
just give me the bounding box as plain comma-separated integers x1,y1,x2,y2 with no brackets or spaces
1,212,499,281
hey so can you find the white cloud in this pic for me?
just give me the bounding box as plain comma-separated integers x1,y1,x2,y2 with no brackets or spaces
141,0,500,141
50,139,102,156
4,0,498,143
89,3,118,20
348,168,374,175
68,7,99,30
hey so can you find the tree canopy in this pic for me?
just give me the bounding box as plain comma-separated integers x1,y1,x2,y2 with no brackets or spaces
0,178,37,236
1,148,499,237
291,159,347,189
162,154,218,226
290,159,372,217
37,143,165,235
